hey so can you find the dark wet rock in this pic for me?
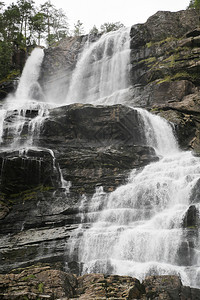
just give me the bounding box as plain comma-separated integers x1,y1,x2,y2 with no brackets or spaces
183,205,199,228
40,104,147,147
58,145,158,194
0,103,158,273
0,148,61,194
38,104,158,193
190,178,200,204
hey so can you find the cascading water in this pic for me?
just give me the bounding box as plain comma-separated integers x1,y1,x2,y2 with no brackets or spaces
68,111,200,287
15,48,44,103
63,29,200,288
1,48,49,148
1,27,200,288
66,28,131,105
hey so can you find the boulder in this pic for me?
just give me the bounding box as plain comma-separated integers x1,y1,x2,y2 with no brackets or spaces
1,267,200,299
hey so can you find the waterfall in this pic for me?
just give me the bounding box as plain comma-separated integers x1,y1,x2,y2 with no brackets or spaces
1,27,200,288
1,48,50,148
136,108,179,157
64,29,200,288
68,117,200,287
0,47,70,190
66,28,131,105
15,48,44,104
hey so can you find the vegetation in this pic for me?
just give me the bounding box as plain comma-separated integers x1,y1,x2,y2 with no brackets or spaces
1,0,69,47
188,0,200,9
0,0,69,81
89,21,124,36
0,0,125,82
73,19,84,36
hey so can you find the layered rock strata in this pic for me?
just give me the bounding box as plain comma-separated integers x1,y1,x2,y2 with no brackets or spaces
0,104,158,273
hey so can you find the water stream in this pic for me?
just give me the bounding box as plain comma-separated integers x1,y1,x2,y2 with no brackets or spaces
1,29,200,287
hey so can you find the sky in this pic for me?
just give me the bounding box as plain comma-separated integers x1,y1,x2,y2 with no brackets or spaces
5,0,190,33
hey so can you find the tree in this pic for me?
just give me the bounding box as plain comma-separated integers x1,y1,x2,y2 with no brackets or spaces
188,0,200,9
17,0,35,45
0,0,69,80
100,22,124,34
29,12,45,45
2,3,21,42
73,20,84,36
51,8,69,41
40,1,69,45
89,25,99,36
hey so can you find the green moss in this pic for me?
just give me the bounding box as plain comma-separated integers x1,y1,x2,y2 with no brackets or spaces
187,225,197,229
38,282,44,293
146,41,154,48
156,71,200,85
156,76,171,84
163,53,180,67
146,36,177,48
22,274,36,281
150,107,163,113
139,56,157,65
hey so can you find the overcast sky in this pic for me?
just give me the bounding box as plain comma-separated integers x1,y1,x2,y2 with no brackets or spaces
5,0,190,33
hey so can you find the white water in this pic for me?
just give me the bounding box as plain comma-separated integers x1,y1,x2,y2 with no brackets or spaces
69,120,200,287
15,48,44,103
1,29,200,288
1,48,51,148
66,28,131,105
62,29,200,288
0,47,71,188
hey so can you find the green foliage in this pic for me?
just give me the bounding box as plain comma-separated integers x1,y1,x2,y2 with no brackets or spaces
40,1,69,45
100,21,124,33
89,25,99,36
72,19,84,36
0,41,13,78
88,21,124,37
0,0,70,80
29,12,46,45
188,0,200,9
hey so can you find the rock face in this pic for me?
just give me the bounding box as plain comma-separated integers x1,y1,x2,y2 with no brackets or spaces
1,265,200,299
39,36,89,103
129,10,200,153
2,9,200,298
0,148,61,194
0,104,158,273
